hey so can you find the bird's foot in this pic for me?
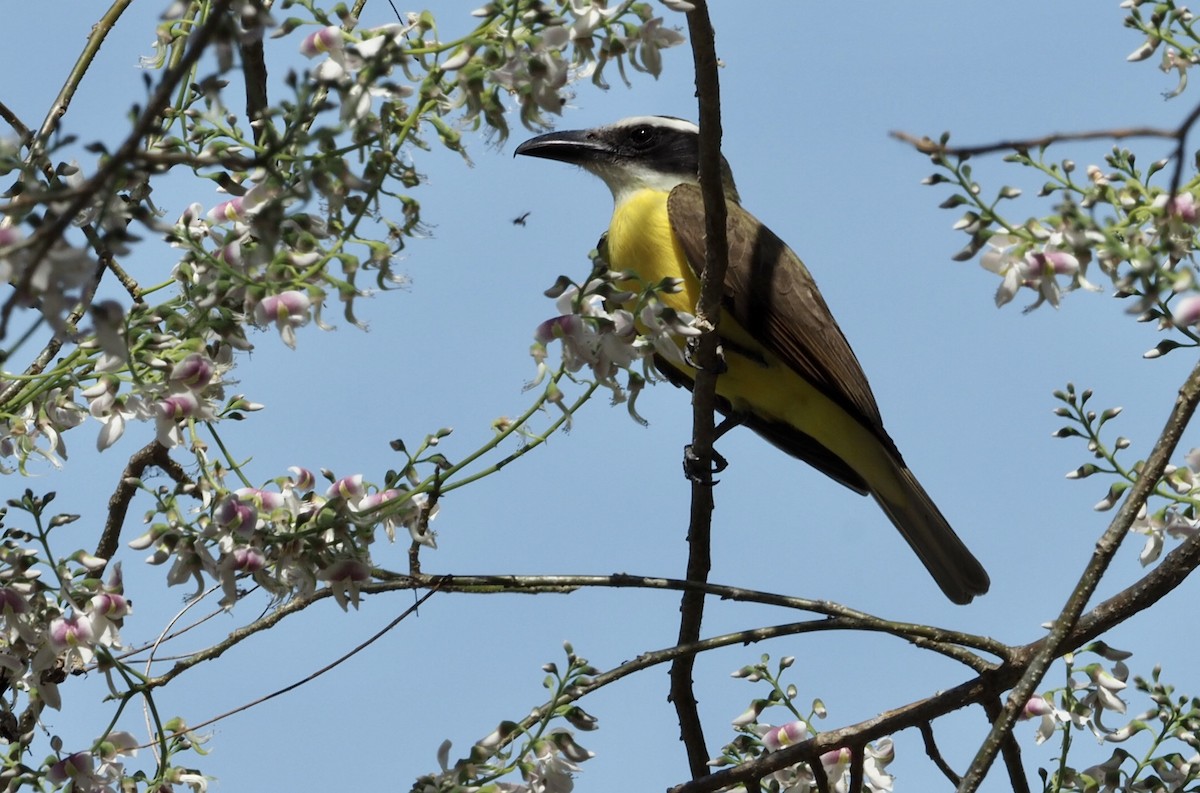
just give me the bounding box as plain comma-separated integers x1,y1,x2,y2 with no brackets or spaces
683,443,728,483
684,337,727,374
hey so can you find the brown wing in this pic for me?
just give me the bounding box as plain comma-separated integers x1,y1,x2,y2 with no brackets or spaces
667,183,901,461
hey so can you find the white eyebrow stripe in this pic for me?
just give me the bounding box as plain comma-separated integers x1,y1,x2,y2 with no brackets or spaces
608,116,699,135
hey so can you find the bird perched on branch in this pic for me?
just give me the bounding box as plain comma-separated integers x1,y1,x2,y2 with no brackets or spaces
516,116,989,604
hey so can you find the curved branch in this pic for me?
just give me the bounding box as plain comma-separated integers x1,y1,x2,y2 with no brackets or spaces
918,720,962,788
97,441,191,574
889,126,1182,158
891,95,1200,201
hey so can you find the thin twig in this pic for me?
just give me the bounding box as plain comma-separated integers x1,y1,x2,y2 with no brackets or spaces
889,125,1183,159
917,721,961,787
847,746,864,793
7,0,233,337
892,95,1200,205
29,0,137,156
240,36,270,145
0,99,31,140
141,587,441,748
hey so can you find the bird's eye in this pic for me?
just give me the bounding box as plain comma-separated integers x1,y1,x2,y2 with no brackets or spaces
628,125,655,147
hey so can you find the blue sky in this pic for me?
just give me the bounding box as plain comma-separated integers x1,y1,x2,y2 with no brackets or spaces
6,2,1200,791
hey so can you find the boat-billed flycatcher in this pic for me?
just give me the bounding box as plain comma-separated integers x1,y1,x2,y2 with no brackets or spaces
515,116,989,604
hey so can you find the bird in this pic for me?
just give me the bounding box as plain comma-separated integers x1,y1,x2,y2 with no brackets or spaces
512,211,531,226
514,116,989,604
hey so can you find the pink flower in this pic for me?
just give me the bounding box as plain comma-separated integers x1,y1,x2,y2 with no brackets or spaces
231,547,266,572
49,613,95,650
762,720,809,751
326,474,365,502
1174,294,1200,326
217,496,258,536
289,466,315,489
49,613,96,666
253,290,312,349
47,752,96,786
318,558,371,610
300,26,343,58
169,353,215,388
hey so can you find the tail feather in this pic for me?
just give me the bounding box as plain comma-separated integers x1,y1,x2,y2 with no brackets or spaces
870,464,990,605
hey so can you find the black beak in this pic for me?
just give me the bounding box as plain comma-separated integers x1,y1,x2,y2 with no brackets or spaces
514,129,610,165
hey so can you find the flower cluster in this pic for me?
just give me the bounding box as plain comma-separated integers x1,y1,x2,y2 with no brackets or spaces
1020,643,1133,746
172,188,336,352
0,227,98,337
531,252,700,425
454,1,686,135
299,23,417,128
131,466,438,610
45,732,142,793
1022,646,1200,792
0,494,130,718
1053,383,1200,565
921,126,1200,345
0,386,86,473
712,654,895,793
43,726,208,793
1123,0,1198,98
1127,447,1200,565
414,643,599,793
980,227,1101,311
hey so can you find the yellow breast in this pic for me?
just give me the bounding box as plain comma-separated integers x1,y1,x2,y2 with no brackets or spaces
607,189,701,317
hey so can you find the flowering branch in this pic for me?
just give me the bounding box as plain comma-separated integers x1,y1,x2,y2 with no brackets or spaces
892,96,1200,212
10,0,235,334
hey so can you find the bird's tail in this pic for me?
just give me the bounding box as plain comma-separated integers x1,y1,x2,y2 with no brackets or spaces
870,463,990,605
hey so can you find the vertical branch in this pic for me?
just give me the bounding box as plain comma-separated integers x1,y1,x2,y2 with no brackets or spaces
670,0,728,780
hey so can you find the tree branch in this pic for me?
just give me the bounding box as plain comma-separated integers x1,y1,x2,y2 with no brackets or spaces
917,720,962,787
959,357,1200,791
672,0,728,779
891,94,1200,203
97,442,191,574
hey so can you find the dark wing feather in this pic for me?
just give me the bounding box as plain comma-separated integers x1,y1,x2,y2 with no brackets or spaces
666,184,901,461
651,354,871,494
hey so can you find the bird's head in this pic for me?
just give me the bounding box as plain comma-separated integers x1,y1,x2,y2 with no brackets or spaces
515,116,740,204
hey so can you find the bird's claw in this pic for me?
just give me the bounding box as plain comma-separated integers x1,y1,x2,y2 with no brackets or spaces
684,337,727,374
683,443,728,483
